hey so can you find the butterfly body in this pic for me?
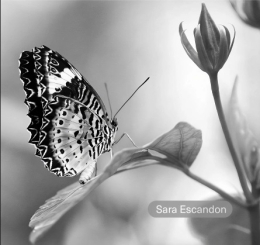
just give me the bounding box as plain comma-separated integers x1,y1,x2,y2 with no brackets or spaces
19,45,118,183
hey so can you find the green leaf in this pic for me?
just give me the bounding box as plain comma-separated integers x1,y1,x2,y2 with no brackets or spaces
228,78,260,189
144,122,202,168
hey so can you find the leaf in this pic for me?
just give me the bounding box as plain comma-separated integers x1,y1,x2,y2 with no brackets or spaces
29,176,103,243
29,122,203,243
144,122,202,168
230,0,260,29
189,197,250,245
228,77,260,188
29,147,145,244
116,150,157,173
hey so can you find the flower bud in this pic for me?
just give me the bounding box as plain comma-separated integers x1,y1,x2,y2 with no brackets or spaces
230,0,260,28
179,3,235,76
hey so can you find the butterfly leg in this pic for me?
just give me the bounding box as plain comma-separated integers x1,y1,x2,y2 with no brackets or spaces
79,161,97,185
113,133,137,147
94,163,98,177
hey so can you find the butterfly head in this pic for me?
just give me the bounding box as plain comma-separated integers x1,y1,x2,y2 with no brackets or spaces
111,117,119,132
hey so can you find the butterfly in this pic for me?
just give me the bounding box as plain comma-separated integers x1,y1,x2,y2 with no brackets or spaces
18,45,122,185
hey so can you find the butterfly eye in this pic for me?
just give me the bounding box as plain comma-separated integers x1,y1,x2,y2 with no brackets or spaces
111,118,118,127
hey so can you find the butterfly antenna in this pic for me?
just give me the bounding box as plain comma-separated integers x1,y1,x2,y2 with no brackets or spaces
105,83,113,118
113,77,150,119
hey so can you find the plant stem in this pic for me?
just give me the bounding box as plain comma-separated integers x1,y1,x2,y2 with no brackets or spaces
210,74,260,244
209,74,254,203
248,182,260,245
184,168,246,208
248,202,260,245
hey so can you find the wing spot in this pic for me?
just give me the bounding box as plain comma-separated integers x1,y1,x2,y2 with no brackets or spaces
88,140,93,147
60,149,65,154
51,67,57,73
51,58,58,65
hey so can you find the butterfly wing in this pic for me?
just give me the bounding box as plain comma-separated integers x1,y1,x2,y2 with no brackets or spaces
19,46,115,177
19,50,44,157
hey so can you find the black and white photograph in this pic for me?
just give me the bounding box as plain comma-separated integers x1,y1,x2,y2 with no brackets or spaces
2,0,260,244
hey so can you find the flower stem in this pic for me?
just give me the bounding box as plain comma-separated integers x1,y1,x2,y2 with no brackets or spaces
248,183,260,245
209,73,254,203
184,168,246,208
248,201,260,245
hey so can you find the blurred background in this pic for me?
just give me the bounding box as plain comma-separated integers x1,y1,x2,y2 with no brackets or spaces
2,0,260,244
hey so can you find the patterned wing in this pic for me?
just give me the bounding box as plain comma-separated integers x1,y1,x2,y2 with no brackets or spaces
19,50,44,157
19,46,115,177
